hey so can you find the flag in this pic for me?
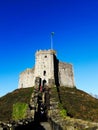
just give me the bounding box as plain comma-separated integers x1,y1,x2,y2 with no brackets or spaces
51,32,54,35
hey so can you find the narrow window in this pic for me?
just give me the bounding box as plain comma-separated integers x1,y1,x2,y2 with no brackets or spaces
21,83,23,88
43,70,46,76
45,55,47,58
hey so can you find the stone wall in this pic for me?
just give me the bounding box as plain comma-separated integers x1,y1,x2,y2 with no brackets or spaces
58,62,75,87
49,115,98,130
18,68,35,88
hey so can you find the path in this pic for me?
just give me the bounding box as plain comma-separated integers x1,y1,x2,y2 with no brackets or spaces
15,121,52,130
40,122,52,130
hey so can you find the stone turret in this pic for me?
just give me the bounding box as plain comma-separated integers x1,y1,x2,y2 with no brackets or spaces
58,62,75,87
34,50,56,86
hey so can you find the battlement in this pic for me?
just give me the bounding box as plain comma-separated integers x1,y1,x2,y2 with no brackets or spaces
20,68,34,75
36,49,56,56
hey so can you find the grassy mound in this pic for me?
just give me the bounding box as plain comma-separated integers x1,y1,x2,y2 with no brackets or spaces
51,87,98,122
0,86,98,122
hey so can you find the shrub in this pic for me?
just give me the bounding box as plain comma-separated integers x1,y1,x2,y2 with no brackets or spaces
12,102,28,121
58,103,67,118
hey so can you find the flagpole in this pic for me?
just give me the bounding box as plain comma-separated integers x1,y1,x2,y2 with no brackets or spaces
51,33,53,50
51,32,54,50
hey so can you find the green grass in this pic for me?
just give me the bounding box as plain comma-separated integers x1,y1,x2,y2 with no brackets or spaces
58,103,67,118
12,102,28,121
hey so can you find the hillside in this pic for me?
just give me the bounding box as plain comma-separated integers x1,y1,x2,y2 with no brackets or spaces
51,87,98,122
0,86,98,122
0,87,33,121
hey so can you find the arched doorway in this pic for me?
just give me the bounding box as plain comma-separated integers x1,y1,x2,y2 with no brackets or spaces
43,79,47,87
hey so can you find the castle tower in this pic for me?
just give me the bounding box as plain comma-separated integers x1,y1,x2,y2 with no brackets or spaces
18,49,75,89
34,50,56,86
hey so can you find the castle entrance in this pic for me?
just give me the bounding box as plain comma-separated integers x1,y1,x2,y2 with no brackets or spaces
33,77,48,122
42,79,47,88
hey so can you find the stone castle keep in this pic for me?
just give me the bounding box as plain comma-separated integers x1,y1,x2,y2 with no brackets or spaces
18,49,75,88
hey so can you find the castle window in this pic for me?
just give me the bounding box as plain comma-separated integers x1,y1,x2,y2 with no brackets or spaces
43,70,46,76
21,83,23,88
44,55,47,58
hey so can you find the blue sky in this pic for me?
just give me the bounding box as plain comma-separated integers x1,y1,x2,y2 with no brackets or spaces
0,0,98,97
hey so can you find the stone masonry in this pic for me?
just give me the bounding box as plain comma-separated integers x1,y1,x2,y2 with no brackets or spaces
18,49,75,88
